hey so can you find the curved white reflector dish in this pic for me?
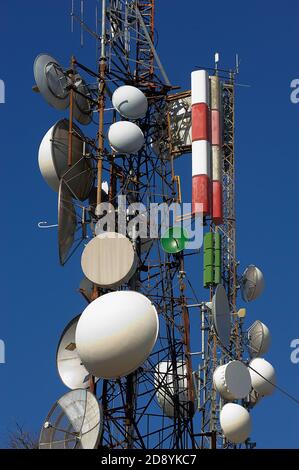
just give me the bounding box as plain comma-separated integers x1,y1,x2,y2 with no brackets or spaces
108,121,144,154
112,85,148,119
155,361,197,419
75,291,159,379
81,232,137,288
249,358,276,396
39,389,103,449
247,320,271,358
220,403,251,444
38,119,93,200
56,315,98,390
241,265,264,302
213,360,252,400
34,53,69,110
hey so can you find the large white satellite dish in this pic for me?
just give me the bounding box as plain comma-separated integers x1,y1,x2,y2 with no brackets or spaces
247,320,271,358
220,403,251,444
108,121,145,154
213,360,252,400
75,291,159,379
241,265,264,302
81,232,137,289
155,361,197,419
249,358,276,396
39,389,103,449
212,284,231,348
112,85,148,119
38,119,93,200
56,315,99,390
33,53,70,110
58,180,77,266
73,75,93,125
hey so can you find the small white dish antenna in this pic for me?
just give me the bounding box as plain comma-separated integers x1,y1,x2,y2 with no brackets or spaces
247,320,271,358
213,360,252,400
33,53,70,110
155,361,197,419
75,291,159,379
241,265,264,302
212,284,231,348
81,232,138,289
39,389,103,449
248,358,276,396
108,121,145,154
220,403,251,444
56,315,99,390
112,85,148,119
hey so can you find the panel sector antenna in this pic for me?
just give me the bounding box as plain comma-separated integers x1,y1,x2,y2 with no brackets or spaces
33,54,70,110
39,389,103,449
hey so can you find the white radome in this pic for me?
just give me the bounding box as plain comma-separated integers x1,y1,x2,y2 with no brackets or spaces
81,232,137,289
108,121,145,154
241,265,265,302
213,360,252,401
249,358,276,396
112,85,148,119
75,291,159,379
220,403,252,444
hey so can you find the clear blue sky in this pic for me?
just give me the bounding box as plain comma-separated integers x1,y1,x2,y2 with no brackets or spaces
0,0,298,448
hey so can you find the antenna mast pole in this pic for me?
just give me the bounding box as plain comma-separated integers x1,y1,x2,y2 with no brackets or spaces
96,0,107,207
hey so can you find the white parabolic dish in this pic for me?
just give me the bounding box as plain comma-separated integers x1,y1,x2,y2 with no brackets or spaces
212,284,231,348
108,121,145,154
155,361,197,419
39,389,103,449
56,315,97,390
213,360,252,400
248,320,271,358
249,358,276,396
81,232,137,288
112,85,148,119
75,291,159,379
220,403,252,444
241,265,264,302
33,53,69,110
38,119,93,200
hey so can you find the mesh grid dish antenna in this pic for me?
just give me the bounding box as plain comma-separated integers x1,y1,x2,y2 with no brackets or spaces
34,54,70,110
58,179,92,266
247,320,271,358
39,389,103,449
212,284,231,348
56,315,99,390
73,74,93,125
38,118,94,200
